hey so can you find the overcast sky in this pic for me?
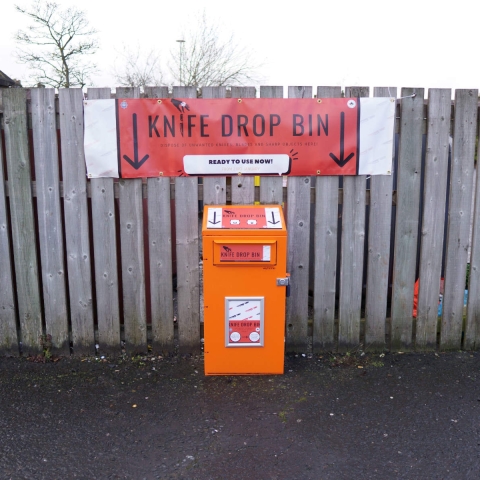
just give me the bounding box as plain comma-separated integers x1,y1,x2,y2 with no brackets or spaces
1,0,479,95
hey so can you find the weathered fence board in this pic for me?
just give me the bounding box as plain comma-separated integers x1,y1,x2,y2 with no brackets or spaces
312,85,341,352
441,89,478,349
230,86,256,205
119,177,147,351
3,88,43,354
31,88,69,353
147,176,174,352
202,87,227,205
391,88,425,351
364,87,396,352
465,159,480,349
416,89,451,349
87,87,121,354
116,87,147,352
259,86,284,205
338,86,368,352
144,86,175,352
144,86,169,99
0,114,17,355
59,88,95,355
285,86,312,352
173,86,201,354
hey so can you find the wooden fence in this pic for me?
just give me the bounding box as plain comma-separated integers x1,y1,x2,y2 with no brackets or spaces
0,85,479,356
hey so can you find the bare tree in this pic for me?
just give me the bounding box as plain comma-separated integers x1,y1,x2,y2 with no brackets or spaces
170,12,260,87
113,45,165,92
15,1,98,88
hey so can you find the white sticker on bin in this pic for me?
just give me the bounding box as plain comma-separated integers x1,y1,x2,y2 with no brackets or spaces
264,207,282,228
207,208,223,228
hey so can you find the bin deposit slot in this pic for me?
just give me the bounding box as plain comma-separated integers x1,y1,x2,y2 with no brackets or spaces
213,241,277,265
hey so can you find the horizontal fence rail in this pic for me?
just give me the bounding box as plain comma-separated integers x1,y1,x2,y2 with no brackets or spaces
0,86,479,356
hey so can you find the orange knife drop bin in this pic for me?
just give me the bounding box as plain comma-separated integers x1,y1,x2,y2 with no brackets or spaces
202,205,288,375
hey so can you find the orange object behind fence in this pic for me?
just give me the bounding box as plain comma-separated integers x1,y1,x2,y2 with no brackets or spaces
202,205,288,375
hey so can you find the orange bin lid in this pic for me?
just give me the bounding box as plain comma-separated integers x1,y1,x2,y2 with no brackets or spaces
202,205,287,236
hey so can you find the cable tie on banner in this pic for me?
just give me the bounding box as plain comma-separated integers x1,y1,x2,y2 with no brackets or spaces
387,88,416,100
398,93,417,99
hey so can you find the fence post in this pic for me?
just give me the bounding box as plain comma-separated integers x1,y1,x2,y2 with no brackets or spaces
230,87,256,205
0,101,18,355
31,87,69,353
144,86,175,353
391,88,425,351
364,87,396,352
312,86,342,353
3,88,43,354
416,89,451,350
259,86,284,205
87,87,121,355
465,111,480,350
59,88,95,355
173,86,201,354
285,86,312,352
441,89,478,350
338,86,368,353
117,87,147,353
202,87,228,205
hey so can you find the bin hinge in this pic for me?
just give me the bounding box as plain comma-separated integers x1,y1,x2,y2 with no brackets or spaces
276,277,289,286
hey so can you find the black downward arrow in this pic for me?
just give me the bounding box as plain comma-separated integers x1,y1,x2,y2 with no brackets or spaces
268,212,280,224
329,112,355,168
208,212,220,224
123,113,149,170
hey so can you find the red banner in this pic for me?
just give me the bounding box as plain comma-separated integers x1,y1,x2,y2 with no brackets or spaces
116,98,359,177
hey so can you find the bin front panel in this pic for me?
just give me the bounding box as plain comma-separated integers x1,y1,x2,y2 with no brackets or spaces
203,205,287,375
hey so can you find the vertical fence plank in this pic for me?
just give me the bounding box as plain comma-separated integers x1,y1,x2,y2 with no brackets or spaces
0,110,18,355
441,89,478,350
230,86,256,204
391,88,425,351
173,86,201,353
465,133,480,349
116,87,147,352
143,86,169,99
337,86,368,352
31,88,69,353
3,88,43,354
313,86,341,352
87,87,121,354
285,86,312,352
364,87,396,352
416,89,451,349
59,88,95,354
144,85,175,352
148,176,174,352
202,87,227,205
259,86,284,205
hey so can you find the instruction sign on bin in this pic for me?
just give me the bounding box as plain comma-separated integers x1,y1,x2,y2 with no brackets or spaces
202,205,288,375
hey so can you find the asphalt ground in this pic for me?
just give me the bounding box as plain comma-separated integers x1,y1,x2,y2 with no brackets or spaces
0,351,479,480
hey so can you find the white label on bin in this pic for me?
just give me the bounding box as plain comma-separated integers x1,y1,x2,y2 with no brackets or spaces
207,208,223,228
225,297,264,347
263,245,271,261
264,207,282,228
